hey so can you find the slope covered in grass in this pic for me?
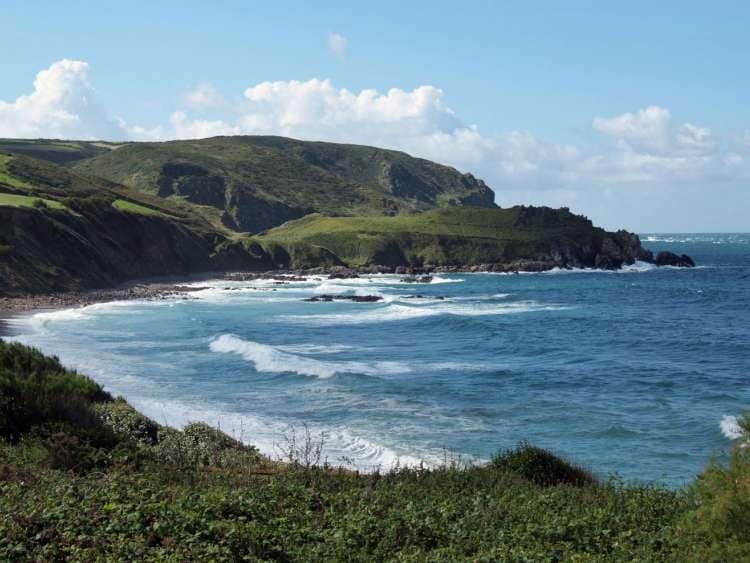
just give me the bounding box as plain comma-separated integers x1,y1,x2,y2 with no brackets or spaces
5,339,747,560
259,206,652,269
72,136,496,233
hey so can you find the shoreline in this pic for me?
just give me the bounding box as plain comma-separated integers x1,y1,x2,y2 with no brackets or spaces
0,260,684,337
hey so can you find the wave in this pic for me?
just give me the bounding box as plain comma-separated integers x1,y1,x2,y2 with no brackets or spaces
282,300,570,325
127,395,437,470
210,334,421,378
720,415,743,439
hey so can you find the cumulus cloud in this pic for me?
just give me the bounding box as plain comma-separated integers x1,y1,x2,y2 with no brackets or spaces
2,60,748,204
593,105,672,153
0,59,122,139
327,32,347,60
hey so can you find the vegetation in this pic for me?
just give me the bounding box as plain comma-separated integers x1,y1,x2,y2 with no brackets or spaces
112,199,168,217
0,138,651,296
0,193,65,210
71,136,496,233
258,206,636,268
0,340,748,560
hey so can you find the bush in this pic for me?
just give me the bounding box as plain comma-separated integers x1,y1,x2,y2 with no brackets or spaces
93,399,159,445
31,198,48,209
0,340,112,441
491,442,597,487
154,422,259,472
678,414,750,558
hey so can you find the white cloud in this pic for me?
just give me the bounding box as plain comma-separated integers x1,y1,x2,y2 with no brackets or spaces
327,32,347,60
170,110,240,139
1,60,748,210
593,105,671,153
0,59,122,139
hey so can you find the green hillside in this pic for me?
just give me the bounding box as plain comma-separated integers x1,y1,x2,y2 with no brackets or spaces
259,206,652,269
0,138,659,295
71,136,496,233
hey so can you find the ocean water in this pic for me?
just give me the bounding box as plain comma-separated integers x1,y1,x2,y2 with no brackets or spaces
8,233,750,486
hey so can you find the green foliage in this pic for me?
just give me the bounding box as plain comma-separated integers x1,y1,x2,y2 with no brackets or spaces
154,422,260,473
491,442,597,487
93,400,159,445
677,414,750,559
0,341,112,441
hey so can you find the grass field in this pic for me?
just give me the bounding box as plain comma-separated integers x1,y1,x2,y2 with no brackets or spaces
0,192,65,210
0,155,32,189
112,199,168,216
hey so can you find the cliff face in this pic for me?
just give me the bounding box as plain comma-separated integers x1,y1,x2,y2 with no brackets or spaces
0,203,269,296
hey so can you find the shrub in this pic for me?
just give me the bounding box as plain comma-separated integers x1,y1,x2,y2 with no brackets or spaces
31,198,48,209
678,414,750,558
93,399,159,445
491,442,597,487
154,422,259,472
0,340,112,441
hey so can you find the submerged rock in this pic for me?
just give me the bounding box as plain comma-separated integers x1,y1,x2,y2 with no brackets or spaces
654,251,696,267
305,294,383,302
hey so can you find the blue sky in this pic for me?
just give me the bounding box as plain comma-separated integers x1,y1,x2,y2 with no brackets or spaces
1,1,748,231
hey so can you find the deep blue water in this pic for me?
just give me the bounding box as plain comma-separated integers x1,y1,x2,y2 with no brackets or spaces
9,233,750,486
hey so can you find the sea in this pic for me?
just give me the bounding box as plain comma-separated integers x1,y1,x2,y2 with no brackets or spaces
7,233,749,487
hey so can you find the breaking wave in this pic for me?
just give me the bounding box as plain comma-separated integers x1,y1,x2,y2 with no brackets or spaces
282,300,570,325
720,415,743,439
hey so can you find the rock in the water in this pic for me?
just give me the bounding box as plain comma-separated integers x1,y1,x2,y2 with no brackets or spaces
305,294,383,302
654,251,695,267
402,275,433,284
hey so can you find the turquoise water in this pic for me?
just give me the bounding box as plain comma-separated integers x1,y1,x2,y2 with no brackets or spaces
9,234,750,486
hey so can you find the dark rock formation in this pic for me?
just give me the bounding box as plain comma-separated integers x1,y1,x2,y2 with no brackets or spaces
654,251,696,267
402,275,434,284
305,294,383,303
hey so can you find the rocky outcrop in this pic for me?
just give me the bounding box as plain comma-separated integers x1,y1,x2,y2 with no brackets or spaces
305,294,382,303
654,251,696,267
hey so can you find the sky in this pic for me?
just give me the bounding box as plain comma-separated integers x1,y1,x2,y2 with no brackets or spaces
1,1,748,232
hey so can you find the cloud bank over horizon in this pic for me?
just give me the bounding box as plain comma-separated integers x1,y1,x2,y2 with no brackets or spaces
1,60,747,229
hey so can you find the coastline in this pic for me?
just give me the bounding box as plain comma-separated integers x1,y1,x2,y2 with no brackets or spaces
0,279,217,337
0,259,684,337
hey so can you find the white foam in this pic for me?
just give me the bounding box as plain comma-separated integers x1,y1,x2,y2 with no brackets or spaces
210,334,412,378
133,394,439,470
283,300,570,325
720,415,743,439
429,276,464,284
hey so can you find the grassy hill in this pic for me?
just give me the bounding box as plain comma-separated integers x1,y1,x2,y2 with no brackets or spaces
71,136,496,233
259,206,652,269
1,339,748,560
0,138,657,295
